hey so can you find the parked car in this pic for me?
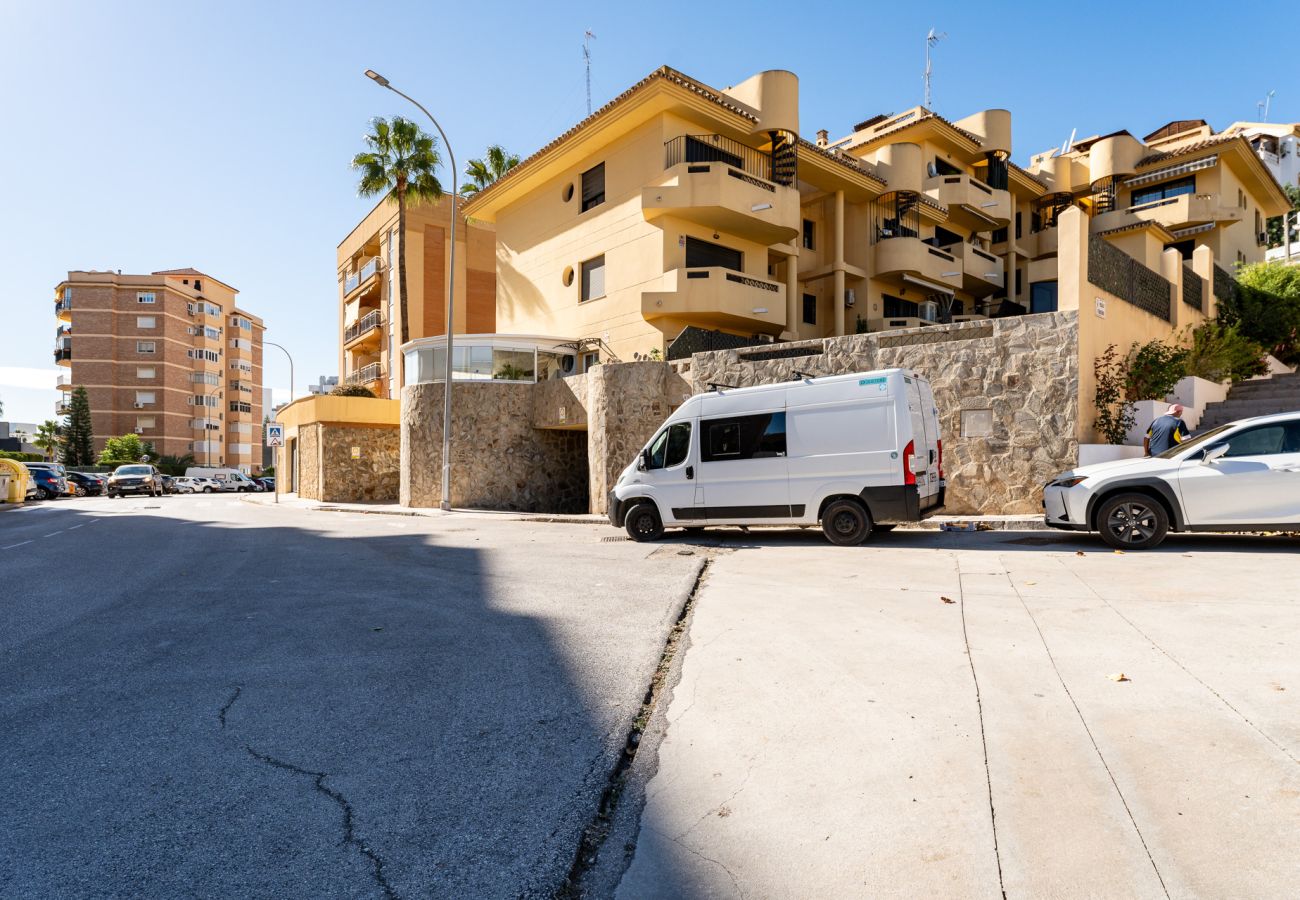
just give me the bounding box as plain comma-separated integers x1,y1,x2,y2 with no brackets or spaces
66,471,105,497
610,368,945,545
173,477,200,494
160,474,177,494
23,465,68,500
1044,412,1300,549
25,462,76,496
106,464,165,498
255,477,276,492
184,467,261,492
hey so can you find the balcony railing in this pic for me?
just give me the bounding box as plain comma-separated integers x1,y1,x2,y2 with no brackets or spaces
664,134,775,185
55,296,72,314
54,341,72,362
344,257,382,295
344,309,383,344
346,362,383,385
56,399,70,416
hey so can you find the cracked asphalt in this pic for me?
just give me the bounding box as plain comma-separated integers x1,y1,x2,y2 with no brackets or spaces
0,495,700,899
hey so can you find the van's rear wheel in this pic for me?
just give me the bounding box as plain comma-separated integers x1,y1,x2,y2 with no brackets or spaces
625,503,664,542
1097,493,1169,550
822,499,872,546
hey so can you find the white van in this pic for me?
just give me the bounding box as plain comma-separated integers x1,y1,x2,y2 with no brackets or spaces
184,467,262,492
609,368,944,545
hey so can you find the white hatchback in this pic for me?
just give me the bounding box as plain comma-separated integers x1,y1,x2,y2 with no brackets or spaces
1044,412,1300,549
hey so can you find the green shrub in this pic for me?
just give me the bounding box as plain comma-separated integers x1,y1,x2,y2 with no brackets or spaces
1183,322,1267,383
1221,262,1300,364
330,384,377,398
1124,339,1188,403
0,450,44,462
1094,344,1135,445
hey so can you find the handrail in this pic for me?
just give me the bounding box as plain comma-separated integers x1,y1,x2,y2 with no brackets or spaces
665,134,774,184
347,362,383,384
344,309,382,344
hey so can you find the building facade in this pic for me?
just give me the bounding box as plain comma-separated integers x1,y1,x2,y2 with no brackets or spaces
53,268,265,472
337,195,496,399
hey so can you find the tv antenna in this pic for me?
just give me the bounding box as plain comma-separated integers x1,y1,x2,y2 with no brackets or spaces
1258,89,1276,122
584,30,597,116
924,28,946,108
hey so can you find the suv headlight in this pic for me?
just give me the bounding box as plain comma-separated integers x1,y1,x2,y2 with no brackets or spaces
1050,476,1088,488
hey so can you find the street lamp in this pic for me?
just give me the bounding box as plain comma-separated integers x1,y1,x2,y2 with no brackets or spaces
264,339,295,506
365,68,458,511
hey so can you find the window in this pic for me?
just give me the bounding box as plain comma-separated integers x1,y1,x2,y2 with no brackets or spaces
136,417,155,429
685,236,743,272
582,351,600,372
136,367,155,379
136,340,156,354
194,279,203,292
702,412,786,462
802,219,815,250
1132,175,1195,208
1015,269,1023,296
134,391,155,405
883,294,918,318
930,226,962,249
1222,422,1300,457
1166,240,1195,261
646,422,692,470
1015,212,1023,239
137,292,156,304
137,316,156,328
188,348,221,363
580,162,605,212
802,293,817,326
193,372,219,385
204,326,221,340
1030,281,1058,313
580,255,605,302
934,157,962,176
229,401,252,413
230,338,252,351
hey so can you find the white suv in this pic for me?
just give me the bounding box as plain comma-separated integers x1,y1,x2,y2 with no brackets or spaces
1044,412,1300,549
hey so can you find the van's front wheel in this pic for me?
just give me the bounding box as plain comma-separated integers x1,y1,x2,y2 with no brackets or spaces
822,499,872,546
625,503,664,542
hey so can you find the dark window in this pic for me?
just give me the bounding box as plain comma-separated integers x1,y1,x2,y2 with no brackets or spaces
802,219,815,250
685,137,742,169
991,227,1008,244
702,412,786,462
1015,212,1023,239
883,294,918,318
1222,422,1300,457
581,163,605,212
194,279,202,292
802,293,817,325
934,157,961,176
1132,175,1195,208
1015,269,1023,296
685,236,743,272
1167,240,1195,261
1030,281,1058,313
581,255,605,302
930,226,962,248
647,421,692,469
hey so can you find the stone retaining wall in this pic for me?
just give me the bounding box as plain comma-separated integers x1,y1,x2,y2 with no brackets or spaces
689,313,1081,515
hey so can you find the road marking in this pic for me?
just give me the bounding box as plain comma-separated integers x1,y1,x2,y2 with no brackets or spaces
68,524,84,530
43,531,65,537
2,540,33,550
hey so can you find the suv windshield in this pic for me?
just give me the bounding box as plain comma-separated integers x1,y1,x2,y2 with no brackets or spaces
115,465,151,476
1154,424,1232,459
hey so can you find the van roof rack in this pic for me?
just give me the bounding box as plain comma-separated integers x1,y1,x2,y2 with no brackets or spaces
791,370,816,380
706,382,738,391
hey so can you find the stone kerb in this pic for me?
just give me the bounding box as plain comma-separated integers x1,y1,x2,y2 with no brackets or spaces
688,314,1081,515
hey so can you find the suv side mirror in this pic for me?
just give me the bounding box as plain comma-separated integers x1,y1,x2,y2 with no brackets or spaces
1202,443,1229,465
637,449,649,471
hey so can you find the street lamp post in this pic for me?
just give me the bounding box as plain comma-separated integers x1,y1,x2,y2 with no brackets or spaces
365,68,457,512
264,340,294,506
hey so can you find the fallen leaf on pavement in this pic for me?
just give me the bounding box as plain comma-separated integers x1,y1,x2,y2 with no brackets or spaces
941,596,955,604
1107,672,1130,682
1113,550,1126,555
1024,581,1037,586
1075,551,1085,557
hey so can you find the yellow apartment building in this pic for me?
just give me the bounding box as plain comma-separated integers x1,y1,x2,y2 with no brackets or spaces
53,268,266,472
337,195,496,398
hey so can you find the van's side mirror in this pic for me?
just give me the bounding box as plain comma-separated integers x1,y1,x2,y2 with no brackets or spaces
637,449,649,471
1202,443,1229,465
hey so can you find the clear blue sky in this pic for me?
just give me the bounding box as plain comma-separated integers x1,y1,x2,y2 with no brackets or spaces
0,0,1289,425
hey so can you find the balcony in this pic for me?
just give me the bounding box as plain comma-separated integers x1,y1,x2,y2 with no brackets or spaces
643,154,800,244
55,399,70,416
344,309,384,349
1099,194,1245,232
346,362,384,387
924,173,1011,229
947,242,1005,296
343,257,382,299
642,267,786,334
55,296,72,321
872,237,963,293
56,372,73,391
54,340,72,365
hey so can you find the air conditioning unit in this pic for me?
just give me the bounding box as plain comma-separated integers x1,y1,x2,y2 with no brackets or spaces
133,402,145,409
560,354,577,375
844,288,857,308
134,427,144,434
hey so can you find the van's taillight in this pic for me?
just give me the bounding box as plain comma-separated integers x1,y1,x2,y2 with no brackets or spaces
937,439,944,479
903,440,916,485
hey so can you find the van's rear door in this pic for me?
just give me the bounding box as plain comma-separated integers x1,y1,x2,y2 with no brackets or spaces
905,375,941,507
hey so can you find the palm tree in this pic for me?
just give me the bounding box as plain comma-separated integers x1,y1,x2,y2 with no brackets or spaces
460,145,520,196
352,116,444,346
34,420,61,461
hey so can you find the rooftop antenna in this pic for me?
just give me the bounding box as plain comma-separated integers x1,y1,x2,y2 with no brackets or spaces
1061,127,1077,154
924,28,946,109
583,30,597,116
1258,89,1276,122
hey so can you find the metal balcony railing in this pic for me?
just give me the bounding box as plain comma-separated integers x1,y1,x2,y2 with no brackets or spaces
346,362,383,385
56,400,70,415
344,309,383,344
664,134,776,185
344,257,381,295
55,296,72,314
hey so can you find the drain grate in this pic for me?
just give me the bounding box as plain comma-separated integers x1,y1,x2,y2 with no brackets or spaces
601,535,629,543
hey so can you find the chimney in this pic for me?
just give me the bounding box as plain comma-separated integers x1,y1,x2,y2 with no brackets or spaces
816,129,829,148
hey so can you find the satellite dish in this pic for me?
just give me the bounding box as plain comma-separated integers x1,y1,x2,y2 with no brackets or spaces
927,161,938,177
560,354,576,374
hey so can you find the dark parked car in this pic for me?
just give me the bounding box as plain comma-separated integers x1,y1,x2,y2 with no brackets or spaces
255,477,275,492
23,465,68,500
160,474,177,494
106,464,165,498
66,471,105,497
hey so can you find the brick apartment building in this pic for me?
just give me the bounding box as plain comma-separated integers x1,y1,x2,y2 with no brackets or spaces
54,268,266,473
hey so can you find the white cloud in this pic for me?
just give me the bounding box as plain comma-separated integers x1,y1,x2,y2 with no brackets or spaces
0,366,60,391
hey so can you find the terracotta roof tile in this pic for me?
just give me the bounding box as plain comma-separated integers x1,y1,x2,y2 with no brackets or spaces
796,138,887,187
1135,133,1240,167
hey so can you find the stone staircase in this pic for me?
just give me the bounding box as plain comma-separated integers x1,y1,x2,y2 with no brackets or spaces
1198,371,1300,430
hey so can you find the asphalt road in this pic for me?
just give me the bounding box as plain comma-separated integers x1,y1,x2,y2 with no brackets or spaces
0,495,701,899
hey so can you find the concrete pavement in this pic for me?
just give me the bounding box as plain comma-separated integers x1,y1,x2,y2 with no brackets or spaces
617,529,1300,899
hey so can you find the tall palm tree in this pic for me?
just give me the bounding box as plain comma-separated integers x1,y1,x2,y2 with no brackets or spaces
460,145,520,196
34,420,61,462
352,116,444,347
